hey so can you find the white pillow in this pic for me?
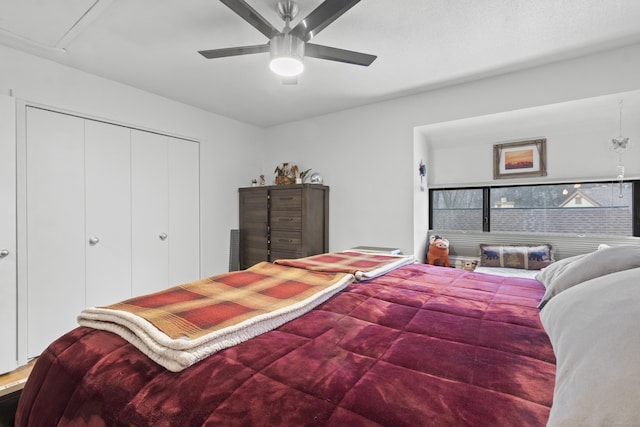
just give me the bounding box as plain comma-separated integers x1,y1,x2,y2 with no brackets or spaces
535,253,587,289
540,267,640,426
537,245,640,308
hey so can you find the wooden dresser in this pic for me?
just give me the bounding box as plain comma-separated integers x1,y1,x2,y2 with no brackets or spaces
239,184,329,269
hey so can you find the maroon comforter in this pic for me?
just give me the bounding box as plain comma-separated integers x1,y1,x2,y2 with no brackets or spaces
16,264,555,426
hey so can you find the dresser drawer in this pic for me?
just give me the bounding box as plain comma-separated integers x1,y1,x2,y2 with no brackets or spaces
270,231,301,251
270,249,302,261
270,211,301,230
270,189,302,210
241,191,267,206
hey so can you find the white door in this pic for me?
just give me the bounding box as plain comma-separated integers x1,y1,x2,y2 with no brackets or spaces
131,130,170,295
131,130,200,295
168,138,200,285
26,107,85,357
85,121,132,307
0,95,17,374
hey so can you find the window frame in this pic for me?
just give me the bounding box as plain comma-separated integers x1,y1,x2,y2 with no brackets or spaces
429,180,639,237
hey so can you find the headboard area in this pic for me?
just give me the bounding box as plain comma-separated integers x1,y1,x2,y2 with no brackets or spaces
428,230,640,261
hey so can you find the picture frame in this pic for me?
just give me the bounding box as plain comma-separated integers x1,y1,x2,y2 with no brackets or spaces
493,138,547,179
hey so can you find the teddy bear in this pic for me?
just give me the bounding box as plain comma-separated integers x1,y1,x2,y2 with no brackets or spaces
426,235,450,267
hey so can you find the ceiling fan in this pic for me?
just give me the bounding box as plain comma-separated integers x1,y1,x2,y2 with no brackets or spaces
198,0,377,84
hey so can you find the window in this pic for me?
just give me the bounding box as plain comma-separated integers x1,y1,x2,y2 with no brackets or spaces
430,188,484,231
430,181,638,237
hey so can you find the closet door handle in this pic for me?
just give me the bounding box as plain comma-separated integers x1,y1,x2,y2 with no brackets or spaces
159,232,168,241
88,237,100,246
0,249,9,258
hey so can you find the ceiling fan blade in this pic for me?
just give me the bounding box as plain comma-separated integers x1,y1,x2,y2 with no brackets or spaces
290,0,360,42
198,43,270,59
305,43,376,66
219,0,280,39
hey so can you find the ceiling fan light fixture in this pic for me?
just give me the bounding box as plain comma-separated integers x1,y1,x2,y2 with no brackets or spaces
270,56,304,77
269,33,305,77
200,0,377,78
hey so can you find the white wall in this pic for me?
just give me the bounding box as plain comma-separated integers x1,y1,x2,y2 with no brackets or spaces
423,91,640,187
263,104,415,255
0,43,262,276
263,43,640,257
413,130,430,262
5,41,640,268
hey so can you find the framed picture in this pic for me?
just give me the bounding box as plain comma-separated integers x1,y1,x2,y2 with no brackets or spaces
493,138,547,179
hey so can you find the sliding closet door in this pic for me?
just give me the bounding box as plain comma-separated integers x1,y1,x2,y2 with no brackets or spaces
168,139,200,285
26,107,85,357
23,109,200,357
0,95,17,373
131,130,170,295
131,130,200,295
85,121,132,307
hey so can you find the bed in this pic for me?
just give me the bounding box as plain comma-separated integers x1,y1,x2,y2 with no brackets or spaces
475,243,640,426
17,244,640,426
16,250,558,426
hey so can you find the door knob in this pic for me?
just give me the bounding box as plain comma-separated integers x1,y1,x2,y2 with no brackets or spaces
0,249,9,258
159,233,168,241
89,237,100,245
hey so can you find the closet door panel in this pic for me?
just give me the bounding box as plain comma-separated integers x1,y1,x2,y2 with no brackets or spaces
85,121,132,307
168,139,200,285
0,95,17,373
131,130,169,295
26,108,85,357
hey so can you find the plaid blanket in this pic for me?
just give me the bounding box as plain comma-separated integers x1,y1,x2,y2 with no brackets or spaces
274,251,415,280
78,262,354,372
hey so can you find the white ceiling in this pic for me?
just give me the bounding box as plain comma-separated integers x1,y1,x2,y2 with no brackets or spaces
2,0,640,127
